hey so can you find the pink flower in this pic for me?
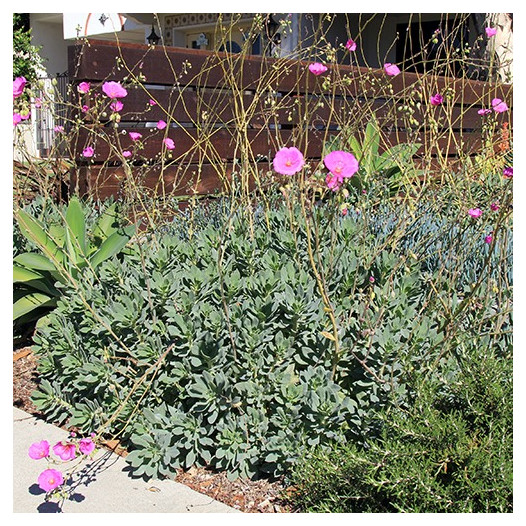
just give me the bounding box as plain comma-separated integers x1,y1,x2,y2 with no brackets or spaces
54,125,64,133
163,137,175,150
110,100,124,112
309,63,328,76
484,234,493,244
341,207,348,216
429,93,444,106
13,76,27,99
34,97,42,108
369,276,375,283
102,81,128,99
122,150,132,158
156,120,167,130
485,27,497,38
82,146,94,158
38,468,64,493
478,108,492,116
384,63,401,76
81,105,89,113
324,150,359,178
13,113,22,126
503,167,513,178
149,99,157,106
79,437,96,455
345,38,357,52
28,440,50,460
468,208,483,218
129,131,142,141
53,441,77,461
326,173,343,191
491,98,508,113
490,202,500,211
77,82,91,94
272,146,305,175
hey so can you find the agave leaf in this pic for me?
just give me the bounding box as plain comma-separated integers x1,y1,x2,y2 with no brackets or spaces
92,202,120,245
13,264,44,283
89,224,135,269
65,197,87,256
16,210,65,268
14,252,57,272
13,291,56,320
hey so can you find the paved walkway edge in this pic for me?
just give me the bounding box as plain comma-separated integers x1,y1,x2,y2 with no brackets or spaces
13,407,240,513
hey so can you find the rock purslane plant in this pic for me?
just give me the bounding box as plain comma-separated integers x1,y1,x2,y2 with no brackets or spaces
30,192,512,481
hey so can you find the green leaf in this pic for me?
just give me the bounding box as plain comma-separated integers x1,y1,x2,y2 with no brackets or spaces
16,209,65,267
65,197,86,256
92,202,120,243
89,225,135,269
14,252,57,272
13,264,44,283
13,291,55,320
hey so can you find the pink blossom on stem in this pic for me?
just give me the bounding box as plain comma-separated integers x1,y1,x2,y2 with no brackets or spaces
324,150,359,179
485,27,497,37
491,98,508,113
325,173,343,191
38,468,64,493
122,150,132,158
77,82,91,94
81,105,89,113
54,125,64,133
102,81,128,99
345,38,357,52
272,146,305,175
163,137,175,150
129,132,142,141
484,234,493,244
429,93,444,106
478,108,492,116
79,437,96,455
13,113,22,126
82,146,94,158
53,441,77,461
384,63,401,76
490,202,500,211
468,208,483,218
34,97,42,108
156,120,167,130
503,167,513,178
149,99,157,106
13,76,27,99
110,100,124,112
28,440,50,460
308,62,328,75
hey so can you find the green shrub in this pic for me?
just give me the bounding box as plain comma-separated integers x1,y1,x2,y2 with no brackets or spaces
287,341,512,513
30,192,511,481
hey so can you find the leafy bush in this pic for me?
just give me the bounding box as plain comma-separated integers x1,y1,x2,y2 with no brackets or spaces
29,190,511,482
286,342,513,512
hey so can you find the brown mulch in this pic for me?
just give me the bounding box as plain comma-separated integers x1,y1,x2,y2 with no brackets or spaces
12,345,296,513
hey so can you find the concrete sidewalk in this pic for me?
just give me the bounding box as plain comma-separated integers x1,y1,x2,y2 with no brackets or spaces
13,407,240,513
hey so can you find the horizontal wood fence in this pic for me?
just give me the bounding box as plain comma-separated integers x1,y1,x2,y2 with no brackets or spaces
67,39,513,201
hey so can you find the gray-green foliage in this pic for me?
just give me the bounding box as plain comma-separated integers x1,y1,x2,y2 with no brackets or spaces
30,194,512,481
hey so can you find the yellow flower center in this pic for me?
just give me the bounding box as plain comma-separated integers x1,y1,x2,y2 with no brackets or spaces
285,159,292,166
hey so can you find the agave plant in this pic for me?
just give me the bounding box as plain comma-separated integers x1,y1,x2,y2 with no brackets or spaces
13,197,135,327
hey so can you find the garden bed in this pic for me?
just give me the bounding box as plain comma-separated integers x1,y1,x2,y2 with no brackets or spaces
13,346,293,513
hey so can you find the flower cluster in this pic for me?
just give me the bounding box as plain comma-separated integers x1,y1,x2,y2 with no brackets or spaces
272,146,359,193
28,433,97,495
13,76,31,126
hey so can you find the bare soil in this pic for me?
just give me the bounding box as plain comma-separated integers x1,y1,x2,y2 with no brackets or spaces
13,346,295,513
